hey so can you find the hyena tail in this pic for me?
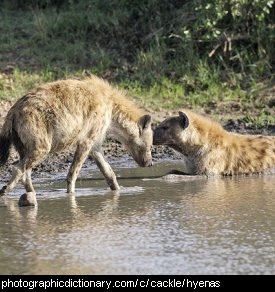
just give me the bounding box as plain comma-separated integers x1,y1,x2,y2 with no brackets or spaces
0,115,13,166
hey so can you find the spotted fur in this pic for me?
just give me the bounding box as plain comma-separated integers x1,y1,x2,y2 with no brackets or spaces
154,110,275,175
0,75,153,205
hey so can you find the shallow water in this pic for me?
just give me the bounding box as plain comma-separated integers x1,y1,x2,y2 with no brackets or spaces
0,160,274,275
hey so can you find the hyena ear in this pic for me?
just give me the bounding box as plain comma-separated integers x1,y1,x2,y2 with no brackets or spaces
138,114,152,130
178,111,189,129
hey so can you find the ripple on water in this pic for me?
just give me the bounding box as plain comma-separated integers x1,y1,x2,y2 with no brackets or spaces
0,163,274,274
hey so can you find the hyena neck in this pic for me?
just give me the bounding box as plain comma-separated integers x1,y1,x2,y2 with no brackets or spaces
111,103,142,144
176,125,212,156
175,124,230,173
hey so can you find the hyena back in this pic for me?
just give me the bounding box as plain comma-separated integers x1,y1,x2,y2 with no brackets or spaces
153,110,275,175
0,75,153,206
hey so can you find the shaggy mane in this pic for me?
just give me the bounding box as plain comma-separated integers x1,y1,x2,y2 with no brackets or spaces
87,75,143,123
184,109,226,137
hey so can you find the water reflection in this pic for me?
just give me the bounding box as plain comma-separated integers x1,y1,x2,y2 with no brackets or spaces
0,162,274,274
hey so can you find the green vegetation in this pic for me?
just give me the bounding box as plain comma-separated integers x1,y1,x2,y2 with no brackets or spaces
0,0,274,125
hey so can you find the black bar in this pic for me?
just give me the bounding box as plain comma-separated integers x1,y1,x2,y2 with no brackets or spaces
0,275,272,290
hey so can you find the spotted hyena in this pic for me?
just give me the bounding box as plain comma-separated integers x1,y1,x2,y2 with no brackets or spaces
154,110,275,176
0,75,153,206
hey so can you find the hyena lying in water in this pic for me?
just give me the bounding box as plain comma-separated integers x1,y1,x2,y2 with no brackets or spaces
0,75,153,206
154,110,275,176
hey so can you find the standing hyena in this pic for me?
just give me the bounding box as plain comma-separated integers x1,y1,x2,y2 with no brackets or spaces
0,75,153,206
154,110,275,175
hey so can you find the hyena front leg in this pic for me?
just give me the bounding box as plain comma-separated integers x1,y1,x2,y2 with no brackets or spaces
91,148,120,191
67,141,93,193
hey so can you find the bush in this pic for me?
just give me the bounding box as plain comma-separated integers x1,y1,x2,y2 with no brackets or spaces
0,0,274,88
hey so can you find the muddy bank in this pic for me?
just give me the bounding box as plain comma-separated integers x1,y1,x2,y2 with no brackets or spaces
0,139,181,182
0,100,274,182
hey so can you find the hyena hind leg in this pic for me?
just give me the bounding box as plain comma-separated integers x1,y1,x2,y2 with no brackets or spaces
0,149,49,207
19,150,49,207
0,160,25,196
17,146,35,193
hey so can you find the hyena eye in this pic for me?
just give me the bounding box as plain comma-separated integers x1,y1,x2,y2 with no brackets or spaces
161,126,169,130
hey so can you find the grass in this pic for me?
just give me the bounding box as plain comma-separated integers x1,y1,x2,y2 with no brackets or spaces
0,2,274,127
0,68,274,127
0,69,54,100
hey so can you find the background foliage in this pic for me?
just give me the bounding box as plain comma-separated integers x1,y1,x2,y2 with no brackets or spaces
0,0,274,124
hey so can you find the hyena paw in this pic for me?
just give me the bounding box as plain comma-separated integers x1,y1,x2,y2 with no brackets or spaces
66,187,75,194
110,183,120,191
18,192,37,207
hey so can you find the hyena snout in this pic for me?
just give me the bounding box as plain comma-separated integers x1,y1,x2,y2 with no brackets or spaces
143,148,154,167
127,144,153,167
136,153,153,167
142,156,153,167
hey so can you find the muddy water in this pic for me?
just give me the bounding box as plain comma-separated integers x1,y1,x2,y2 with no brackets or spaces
0,160,274,275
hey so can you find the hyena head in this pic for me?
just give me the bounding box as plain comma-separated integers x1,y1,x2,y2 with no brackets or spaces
153,111,189,146
126,114,153,167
